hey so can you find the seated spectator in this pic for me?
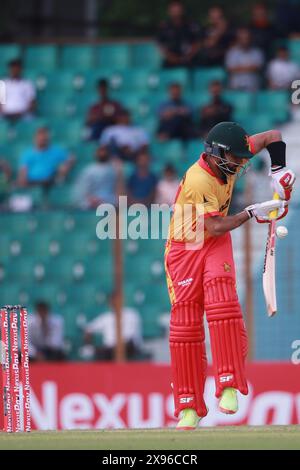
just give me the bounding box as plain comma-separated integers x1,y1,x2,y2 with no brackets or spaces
157,83,194,141
267,46,300,89
0,159,11,207
199,5,233,66
157,0,201,68
82,293,145,361
225,27,264,91
155,164,180,206
127,152,157,207
28,301,65,361
100,109,149,161
73,145,121,209
275,0,300,37
1,59,36,121
199,80,233,137
249,2,276,58
86,78,123,141
18,127,74,188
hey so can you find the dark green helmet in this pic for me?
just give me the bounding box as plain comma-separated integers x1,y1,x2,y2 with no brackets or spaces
205,121,253,159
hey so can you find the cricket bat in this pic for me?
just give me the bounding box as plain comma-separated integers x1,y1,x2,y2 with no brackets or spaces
262,193,279,317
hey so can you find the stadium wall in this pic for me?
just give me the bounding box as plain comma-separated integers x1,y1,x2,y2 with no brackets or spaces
6,362,299,429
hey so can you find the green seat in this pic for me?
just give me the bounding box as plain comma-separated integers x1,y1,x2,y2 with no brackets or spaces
239,113,274,134
140,306,164,338
41,70,77,91
51,119,84,145
2,257,46,282
223,90,254,116
24,45,58,72
289,39,300,64
186,139,204,162
13,119,48,140
96,44,131,70
38,91,73,118
110,69,155,91
47,185,73,208
131,43,162,68
151,68,189,91
255,91,289,122
193,67,227,90
61,45,95,70
0,284,25,307
151,140,184,164
0,44,21,72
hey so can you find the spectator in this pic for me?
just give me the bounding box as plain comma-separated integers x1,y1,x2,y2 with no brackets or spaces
157,83,194,141
28,301,65,361
199,80,233,137
199,5,233,66
249,2,276,58
83,293,144,361
0,159,11,207
267,46,300,89
127,152,157,207
275,0,300,37
73,145,121,209
86,78,123,141
157,0,201,68
1,59,36,121
18,127,74,188
155,164,180,206
100,109,149,161
225,27,264,91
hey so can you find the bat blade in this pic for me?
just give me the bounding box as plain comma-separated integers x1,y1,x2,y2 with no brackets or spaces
263,220,277,317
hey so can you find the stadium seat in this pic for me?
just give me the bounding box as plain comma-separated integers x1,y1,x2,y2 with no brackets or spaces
289,39,300,64
223,90,254,117
51,119,85,145
193,67,227,90
61,45,95,70
96,44,131,70
47,185,73,208
131,42,162,68
41,70,77,91
0,44,21,73
150,68,190,91
255,91,290,122
108,68,156,92
239,113,274,134
38,91,73,118
24,45,58,72
151,140,184,164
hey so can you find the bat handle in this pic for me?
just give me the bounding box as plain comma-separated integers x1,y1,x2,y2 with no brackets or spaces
269,192,280,220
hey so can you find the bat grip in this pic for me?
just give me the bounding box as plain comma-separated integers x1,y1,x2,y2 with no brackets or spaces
269,192,280,220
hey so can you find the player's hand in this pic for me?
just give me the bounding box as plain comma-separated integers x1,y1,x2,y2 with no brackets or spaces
271,167,296,201
244,199,288,223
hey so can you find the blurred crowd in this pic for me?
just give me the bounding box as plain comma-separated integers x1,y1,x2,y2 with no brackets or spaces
0,1,297,213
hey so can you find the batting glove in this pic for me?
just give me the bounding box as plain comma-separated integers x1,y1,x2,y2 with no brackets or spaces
271,167,296,201
244,199,288,223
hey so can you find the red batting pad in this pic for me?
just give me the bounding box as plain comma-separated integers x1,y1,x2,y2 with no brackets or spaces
169,301,208,418
204,278,248,398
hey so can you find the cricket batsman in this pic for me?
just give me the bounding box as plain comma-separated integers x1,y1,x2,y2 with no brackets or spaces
165,121,295,430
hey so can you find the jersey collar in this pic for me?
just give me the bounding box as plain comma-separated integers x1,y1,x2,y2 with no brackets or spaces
198,153,226,185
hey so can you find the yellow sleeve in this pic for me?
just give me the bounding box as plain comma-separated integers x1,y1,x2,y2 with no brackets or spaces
184,172,221,218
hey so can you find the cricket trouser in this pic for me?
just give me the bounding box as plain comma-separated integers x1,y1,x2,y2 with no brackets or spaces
165,232,248,418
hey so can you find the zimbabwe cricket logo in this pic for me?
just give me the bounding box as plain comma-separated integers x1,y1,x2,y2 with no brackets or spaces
223,262,231,272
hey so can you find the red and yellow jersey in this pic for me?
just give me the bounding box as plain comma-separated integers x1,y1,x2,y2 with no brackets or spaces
168,154,237,244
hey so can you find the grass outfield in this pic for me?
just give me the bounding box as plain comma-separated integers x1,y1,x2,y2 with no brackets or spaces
0,426,299,450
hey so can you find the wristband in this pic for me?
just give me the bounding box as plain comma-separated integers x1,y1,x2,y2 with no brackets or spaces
266,141,286,170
